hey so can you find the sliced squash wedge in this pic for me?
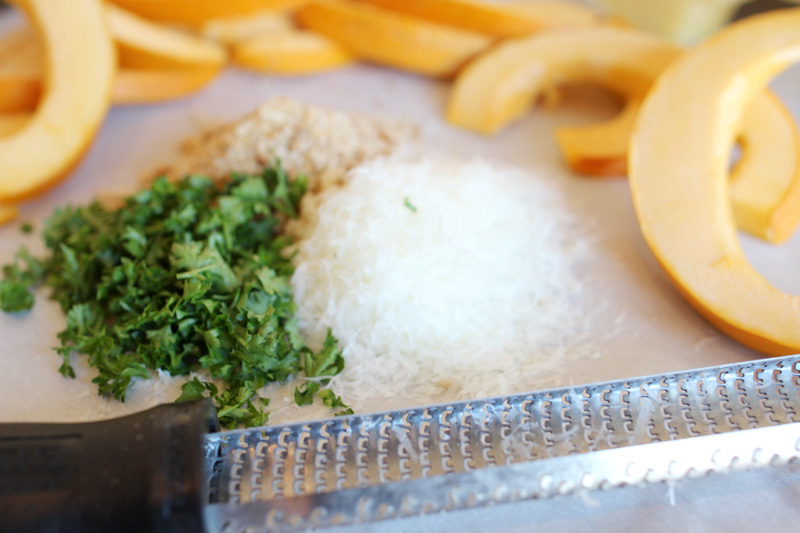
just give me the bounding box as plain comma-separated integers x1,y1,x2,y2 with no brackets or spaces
446,27,681,135
295,0,490,77
730,91,800,244
233,30,354,75
107,0,307,25
0,0,115,203
629,8,800,355
355,0,603,37
107,3,228,68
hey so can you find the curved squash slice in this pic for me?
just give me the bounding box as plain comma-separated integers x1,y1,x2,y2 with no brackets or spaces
356,0,604,37
0,0,115,203
107,3,228,68
629,8,800,355
295,0,490,78
233,30,354,75
555,95,642,177
730,91,800,244
107,0,306,24
447,27,681,135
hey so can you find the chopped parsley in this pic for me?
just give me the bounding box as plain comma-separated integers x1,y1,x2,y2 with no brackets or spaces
403,196,417,213
0,165,349,428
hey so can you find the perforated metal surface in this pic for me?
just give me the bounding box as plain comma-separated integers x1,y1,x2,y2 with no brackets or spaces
202,355,800,531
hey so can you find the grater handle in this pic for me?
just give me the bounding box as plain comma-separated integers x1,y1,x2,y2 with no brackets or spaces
0,399,219,533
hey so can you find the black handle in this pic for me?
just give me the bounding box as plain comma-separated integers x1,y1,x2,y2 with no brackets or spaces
0,400,219,533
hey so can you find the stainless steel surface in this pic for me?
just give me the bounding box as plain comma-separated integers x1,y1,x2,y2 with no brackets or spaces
202,354,800,531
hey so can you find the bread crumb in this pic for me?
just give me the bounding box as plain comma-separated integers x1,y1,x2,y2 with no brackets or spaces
161,97,416,191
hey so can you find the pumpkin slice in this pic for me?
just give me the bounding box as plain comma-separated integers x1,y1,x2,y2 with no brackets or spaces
0,0,114,203
295,0,490,77
107,0,307,25
200,11,295,45
554,95,642,177
730,91,800,244
446,26,681,135
107,3,228,68
233,30,354,74
629,8,800,355
355,0,604,37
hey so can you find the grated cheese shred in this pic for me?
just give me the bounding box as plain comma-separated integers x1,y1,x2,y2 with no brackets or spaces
289,156,593,406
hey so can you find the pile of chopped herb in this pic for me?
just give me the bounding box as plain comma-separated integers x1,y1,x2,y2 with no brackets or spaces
0,165,350,428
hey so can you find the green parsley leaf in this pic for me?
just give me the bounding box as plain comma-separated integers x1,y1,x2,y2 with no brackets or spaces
0,165,349,428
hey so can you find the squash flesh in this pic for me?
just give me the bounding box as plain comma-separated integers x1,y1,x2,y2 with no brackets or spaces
0,0,115,202
233,30,354,75
446,27,681,135
629,8,800,355
295,0,491,78
107,3,227,68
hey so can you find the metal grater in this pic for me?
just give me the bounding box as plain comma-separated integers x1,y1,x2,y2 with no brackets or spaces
202,354,800,531
4,355,800,531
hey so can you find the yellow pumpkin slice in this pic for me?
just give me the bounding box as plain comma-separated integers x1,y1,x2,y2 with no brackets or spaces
730,91,800,244
554,95,642,177
107,0,307,24
107,3,228,69
200,11,295,45
447,26,681,135
0,0,115,203
295,0,490,77
233,30,354,75
629,8,800,355
355,0,604,37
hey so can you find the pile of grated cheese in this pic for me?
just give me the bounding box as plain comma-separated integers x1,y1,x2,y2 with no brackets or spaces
289,156,593,406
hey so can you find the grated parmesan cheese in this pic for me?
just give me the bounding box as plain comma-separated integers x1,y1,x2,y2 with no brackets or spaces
289,156,594,406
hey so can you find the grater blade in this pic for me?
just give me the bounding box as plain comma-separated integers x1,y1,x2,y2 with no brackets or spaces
202,354,800,531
